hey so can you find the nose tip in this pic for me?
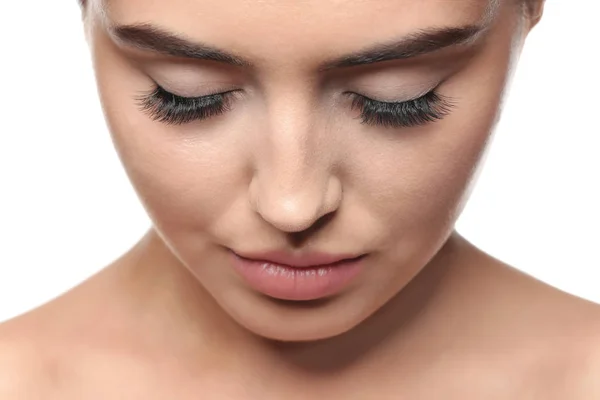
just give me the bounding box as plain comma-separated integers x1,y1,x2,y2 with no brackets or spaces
250,176,342,233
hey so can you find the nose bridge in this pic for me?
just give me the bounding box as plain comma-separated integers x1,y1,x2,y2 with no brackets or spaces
250,86,342,232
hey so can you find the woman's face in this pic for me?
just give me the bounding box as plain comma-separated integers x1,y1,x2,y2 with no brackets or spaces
87,0,532,341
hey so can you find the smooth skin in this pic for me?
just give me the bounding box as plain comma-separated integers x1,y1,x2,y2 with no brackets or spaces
2,0,600,398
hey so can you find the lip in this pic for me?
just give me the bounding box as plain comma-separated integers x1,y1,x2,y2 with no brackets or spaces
229,250,367,301
233,250,365,268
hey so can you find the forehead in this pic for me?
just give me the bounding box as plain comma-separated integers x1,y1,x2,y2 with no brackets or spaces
98,0,500,69
103,0,497,29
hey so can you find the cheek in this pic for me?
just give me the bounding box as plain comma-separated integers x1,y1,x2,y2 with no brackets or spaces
343,127,488,246
115,134,249,239
346,60,510,245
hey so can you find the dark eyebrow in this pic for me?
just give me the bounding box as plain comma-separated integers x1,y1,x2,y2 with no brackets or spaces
108,22,487,71
319,25,486,71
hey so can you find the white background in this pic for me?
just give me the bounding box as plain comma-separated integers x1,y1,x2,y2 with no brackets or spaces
0,1,598,322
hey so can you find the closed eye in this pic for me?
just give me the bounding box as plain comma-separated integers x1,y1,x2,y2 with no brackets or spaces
346,90,455,128
134,84,239,125
134,84,454,128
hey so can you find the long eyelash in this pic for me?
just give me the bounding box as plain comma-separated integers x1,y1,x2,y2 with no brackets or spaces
135,84,453,128
349,91,455,128
134,85,236,125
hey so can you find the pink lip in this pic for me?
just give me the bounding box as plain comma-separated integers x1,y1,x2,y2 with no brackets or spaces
233,250,364,268
229,250,366,301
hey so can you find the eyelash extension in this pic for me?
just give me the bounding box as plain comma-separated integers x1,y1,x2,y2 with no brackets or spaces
135,84,454,129
134,84,237,125
348,90,455,128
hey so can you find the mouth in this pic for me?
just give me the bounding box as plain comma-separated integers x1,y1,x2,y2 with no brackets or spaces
228,250,367,301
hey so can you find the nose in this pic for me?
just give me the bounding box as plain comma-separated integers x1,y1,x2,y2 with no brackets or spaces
250,172,342,233
248,98,343,233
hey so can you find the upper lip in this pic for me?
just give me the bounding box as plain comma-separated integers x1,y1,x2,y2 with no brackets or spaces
232,249,366,268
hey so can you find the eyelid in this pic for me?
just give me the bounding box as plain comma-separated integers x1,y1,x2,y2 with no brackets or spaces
345,90,426,105
155,84,240,100
348,78,444,103
347,89,455,129
135,80,453,128
135,84,240,125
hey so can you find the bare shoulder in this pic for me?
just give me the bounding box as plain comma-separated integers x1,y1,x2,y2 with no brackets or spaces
0,280,99,399
567,318,600,398
521,284,600,398
0,319,56,399
465,245,600,397
0,278,114,399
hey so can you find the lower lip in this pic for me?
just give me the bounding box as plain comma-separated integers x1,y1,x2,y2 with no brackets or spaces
229,252,365,301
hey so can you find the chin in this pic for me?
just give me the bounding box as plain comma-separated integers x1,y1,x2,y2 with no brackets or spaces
218,289,374,342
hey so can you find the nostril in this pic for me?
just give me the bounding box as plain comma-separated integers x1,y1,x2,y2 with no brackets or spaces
288,212,337,246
